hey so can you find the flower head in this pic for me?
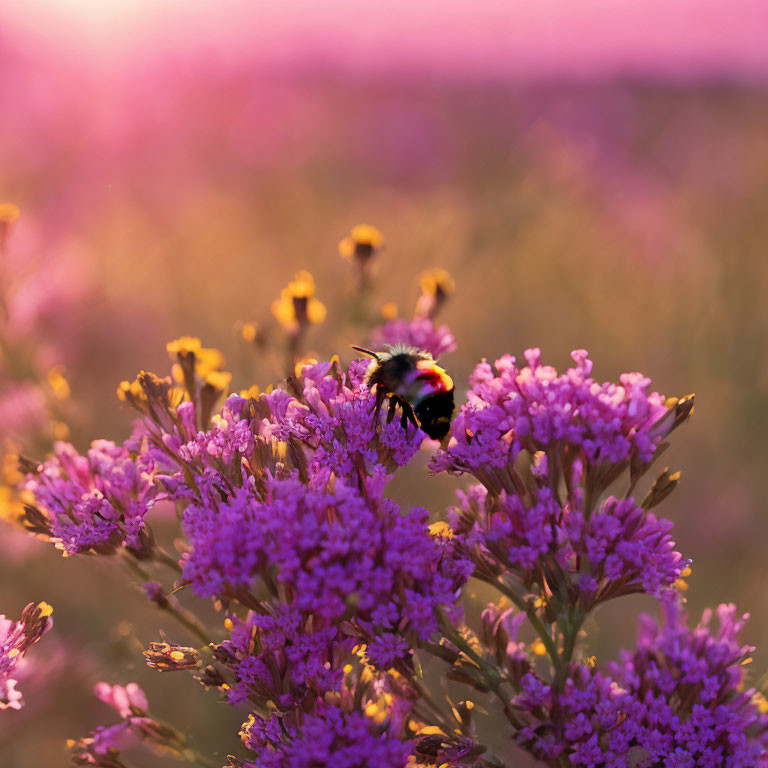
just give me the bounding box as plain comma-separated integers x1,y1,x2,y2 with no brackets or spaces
338,224,384,264
181,476,468,658
415,268,455,319
94,682,148,718
271,270,326,331
370,317,457,360
143,642,201,672
240,703,412,768
506,603,768,767
432,348,673,485
271,358,424,480
69,682,192,766
0,602,53,710
167,336,225,379
0,202,20,225
0,202,20,251
452,483,686,608
25,439,157,556
241,321,267,347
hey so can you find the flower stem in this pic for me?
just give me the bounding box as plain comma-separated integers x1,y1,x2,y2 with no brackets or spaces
156,545,183,574
481,575,560,670
160,599,214,647
120,551,213,646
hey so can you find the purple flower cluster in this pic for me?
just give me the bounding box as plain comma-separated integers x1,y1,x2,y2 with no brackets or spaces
174,396,259,467
610,602,768,766
182,475,470,682
0,602,53,710
213,606,345,708
432,348,667,481
568,494,685,604
25,439,156,556
452,483,686,607
272,359,425,479
509,603,768,767
152,358,424,498
370,316,457,360
238,703,412,768
24,326,758,768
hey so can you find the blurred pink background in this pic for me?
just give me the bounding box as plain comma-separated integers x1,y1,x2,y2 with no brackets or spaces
2,3,768,766
5,0,768,80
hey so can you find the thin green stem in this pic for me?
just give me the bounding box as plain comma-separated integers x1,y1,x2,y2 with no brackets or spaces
156,546,183,574
187,749,218,768
485,576,560,669
121,549,154,582
161,600,214,647
120,551,213,646
435,612,503,696
409,675,454,734
552,610,584,692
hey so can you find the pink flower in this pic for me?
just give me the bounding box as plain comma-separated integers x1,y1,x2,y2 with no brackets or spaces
93,682,148,718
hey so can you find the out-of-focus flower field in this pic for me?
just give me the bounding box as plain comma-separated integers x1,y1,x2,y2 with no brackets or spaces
2,3,768,766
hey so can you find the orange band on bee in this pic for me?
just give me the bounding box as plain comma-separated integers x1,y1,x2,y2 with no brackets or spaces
416,360,454,391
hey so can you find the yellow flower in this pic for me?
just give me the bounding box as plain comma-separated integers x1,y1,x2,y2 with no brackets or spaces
195,347,225,377
531,638,547,656
419,268,455,298
0,203,20,224
428,520,454,538
117,374,184,410
752,692,768,714
674,565,693,592
242,323,256,342
51,421,70,441
47,366,71,400
204,370,232,393
167,336,226,383
0,486,20,524
338,224,384,262
239,713,256,744
2,446,22,486
415,268,455,319
117,377,145,403
0,203,20,251
240,322,267,348
380,301,398,320
271,270,326,330
171,363,185,384
166,336,202,358
294,356,318,377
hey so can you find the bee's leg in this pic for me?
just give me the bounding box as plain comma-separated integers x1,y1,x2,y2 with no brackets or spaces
372,389,386,427
400,400,419,432
386,395,399,424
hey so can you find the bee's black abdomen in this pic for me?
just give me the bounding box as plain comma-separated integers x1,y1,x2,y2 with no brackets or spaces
414,389,455,440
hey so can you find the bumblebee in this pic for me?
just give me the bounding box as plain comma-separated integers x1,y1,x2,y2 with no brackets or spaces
352,345,455,441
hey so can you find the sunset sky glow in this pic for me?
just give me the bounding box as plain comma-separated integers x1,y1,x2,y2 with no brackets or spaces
4,0,768,81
